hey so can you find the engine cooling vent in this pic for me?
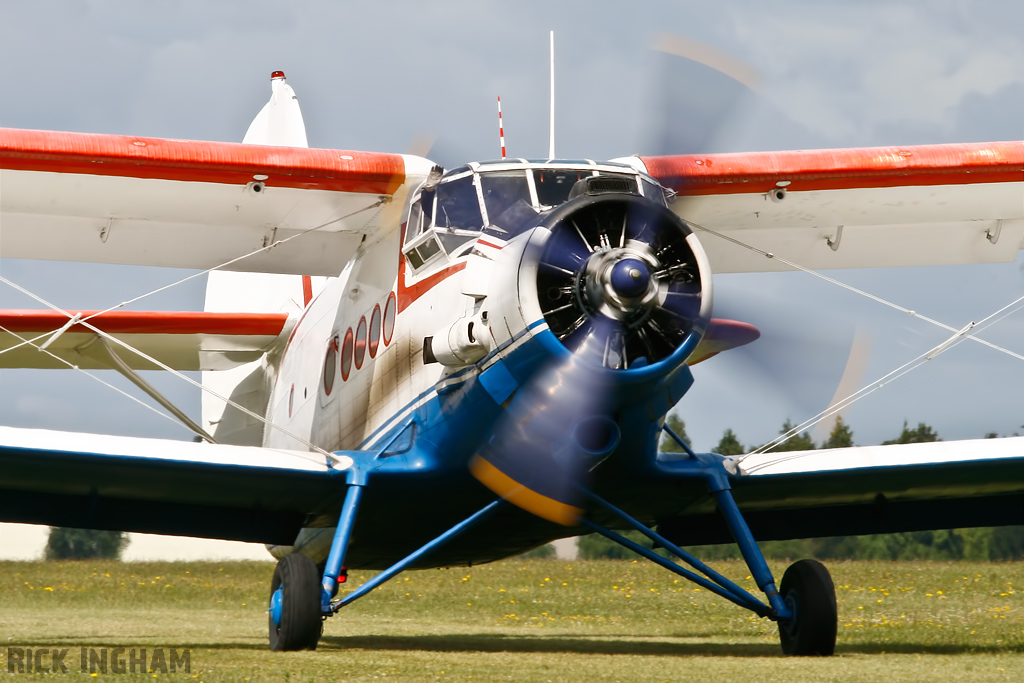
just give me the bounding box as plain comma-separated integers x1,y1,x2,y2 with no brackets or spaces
568,175,638,200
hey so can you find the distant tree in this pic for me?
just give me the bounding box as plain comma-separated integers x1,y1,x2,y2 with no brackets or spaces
45,528,128,561
883,420,940,445
713,429,745,456
659,414,691,452
988,526,1024,560
984,432,999,439
821,416,854,449
765,419,816,452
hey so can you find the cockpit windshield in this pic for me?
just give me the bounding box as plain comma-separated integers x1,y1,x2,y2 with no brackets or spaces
404,161,662,269
533,168,592,207
433,175,482,232
479,171,536,237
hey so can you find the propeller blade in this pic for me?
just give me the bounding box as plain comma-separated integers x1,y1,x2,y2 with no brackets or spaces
470,320,621,525
645,33,762,156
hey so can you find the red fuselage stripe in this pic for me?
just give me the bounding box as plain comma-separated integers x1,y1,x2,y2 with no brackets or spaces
0,128,407,195
641,141,1024,195
0,310,289,336
397,261,467,314
302,276,313,307
395,224,470,313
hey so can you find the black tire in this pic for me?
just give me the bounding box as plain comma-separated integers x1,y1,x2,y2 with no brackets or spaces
268,553,323,651
777,559,837,656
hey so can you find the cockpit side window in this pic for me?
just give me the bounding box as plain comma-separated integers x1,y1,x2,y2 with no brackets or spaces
405,198,423,245
434,175,483,232
533,168,595,207
641,178,667,205
420,187,436,227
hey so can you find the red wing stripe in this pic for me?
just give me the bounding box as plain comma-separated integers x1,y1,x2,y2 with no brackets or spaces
0,310,290,336
641,141,1024,195
0,128,406,195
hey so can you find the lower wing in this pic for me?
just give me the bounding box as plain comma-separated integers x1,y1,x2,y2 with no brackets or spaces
657,437,1024,545
0,309,293,371
0,426,349,544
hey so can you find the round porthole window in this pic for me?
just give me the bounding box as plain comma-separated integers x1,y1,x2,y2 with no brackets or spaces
323,336,339,395
355,317,367,369
383,292,397,346
341,328,354,381
369,304,382,358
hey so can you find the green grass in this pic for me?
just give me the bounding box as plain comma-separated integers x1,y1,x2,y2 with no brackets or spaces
2,559,1022,681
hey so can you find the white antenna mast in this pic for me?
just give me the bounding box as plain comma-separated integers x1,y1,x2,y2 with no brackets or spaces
548,30,555,160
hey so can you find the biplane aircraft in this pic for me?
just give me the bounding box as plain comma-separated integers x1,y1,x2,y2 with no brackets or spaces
1,65,1023,656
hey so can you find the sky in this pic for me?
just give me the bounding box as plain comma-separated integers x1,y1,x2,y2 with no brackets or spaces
1,0,1022,559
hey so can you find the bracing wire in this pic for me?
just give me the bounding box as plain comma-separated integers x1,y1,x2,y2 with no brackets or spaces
0,323,195,436
686,221,1024,460
0,273,342,462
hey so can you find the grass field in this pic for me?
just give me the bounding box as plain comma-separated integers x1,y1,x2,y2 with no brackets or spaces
1,558,1021,681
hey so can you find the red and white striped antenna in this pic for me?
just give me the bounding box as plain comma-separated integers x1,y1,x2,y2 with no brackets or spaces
497,96,507,159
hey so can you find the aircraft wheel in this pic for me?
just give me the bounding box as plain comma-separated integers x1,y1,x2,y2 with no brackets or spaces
777,559,837,656
268,553,323,651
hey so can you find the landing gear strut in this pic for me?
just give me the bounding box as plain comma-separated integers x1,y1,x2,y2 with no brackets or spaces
594,426,839,655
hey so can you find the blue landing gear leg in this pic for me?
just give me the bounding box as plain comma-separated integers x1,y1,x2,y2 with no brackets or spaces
267,482,365,651
711,488,836,655
587,443,837,655
331,500,502,611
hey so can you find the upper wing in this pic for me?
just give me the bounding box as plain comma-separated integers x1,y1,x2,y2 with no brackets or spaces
0,128,433,276
657,437,1024,545
634,142,1024,273
0,309,293,371
0,425,350,544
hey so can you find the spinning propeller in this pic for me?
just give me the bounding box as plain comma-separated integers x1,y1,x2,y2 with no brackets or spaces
471,191,712,525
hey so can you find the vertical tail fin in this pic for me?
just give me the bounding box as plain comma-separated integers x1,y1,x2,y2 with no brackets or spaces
242,71,309,147
203,71,325,446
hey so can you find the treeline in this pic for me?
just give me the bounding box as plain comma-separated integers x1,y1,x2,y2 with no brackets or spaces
578,415,1023,562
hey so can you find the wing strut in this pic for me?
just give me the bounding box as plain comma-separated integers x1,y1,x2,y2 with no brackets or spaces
80,336,218,444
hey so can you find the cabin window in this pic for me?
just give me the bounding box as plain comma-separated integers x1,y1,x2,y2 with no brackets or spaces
355,317,367,369
369,305,382,357
383,293,396,346
323,336,339,396
341,328,354,381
